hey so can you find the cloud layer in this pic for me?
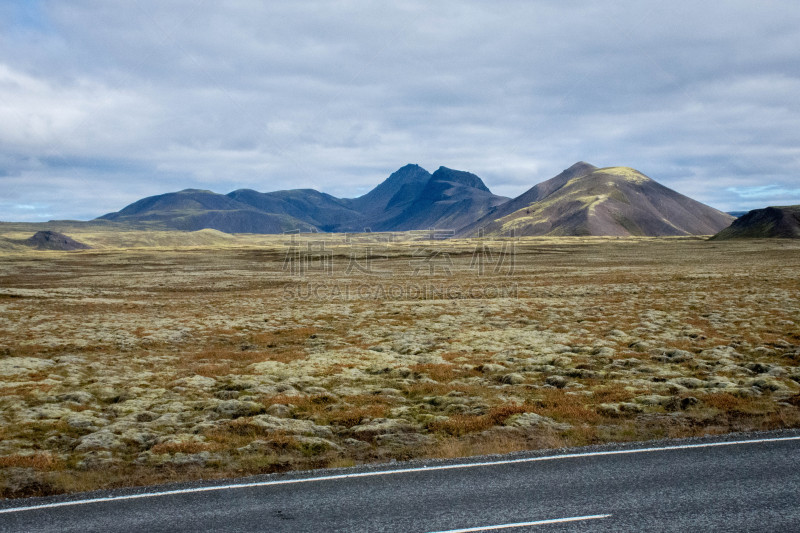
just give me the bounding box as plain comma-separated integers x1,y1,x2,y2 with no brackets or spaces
2,1,799,221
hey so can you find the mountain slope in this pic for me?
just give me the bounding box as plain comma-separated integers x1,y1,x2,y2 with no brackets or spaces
710,205,800,239
462,164,734,237
227,188,362,232
459,161,597,236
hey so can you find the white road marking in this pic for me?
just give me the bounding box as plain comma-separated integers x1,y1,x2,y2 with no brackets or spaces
1,434,799,515
427,514,611,532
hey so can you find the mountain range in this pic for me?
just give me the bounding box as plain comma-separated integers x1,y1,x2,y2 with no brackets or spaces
98,165,509,234
97,162,735,237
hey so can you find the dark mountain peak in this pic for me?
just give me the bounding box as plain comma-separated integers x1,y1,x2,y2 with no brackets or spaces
348,164,432,215
384,164,431,184
396,163,425,172
430,167,491,192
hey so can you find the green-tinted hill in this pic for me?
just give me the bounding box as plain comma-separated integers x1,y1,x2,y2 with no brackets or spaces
462,163,734,237
98,189,314,233
711,205,800,239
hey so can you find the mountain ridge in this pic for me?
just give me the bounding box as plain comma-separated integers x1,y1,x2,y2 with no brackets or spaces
97,164,509,234
96,162,735,237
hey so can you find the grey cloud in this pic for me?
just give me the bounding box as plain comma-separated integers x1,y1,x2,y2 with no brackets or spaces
1,1,798,220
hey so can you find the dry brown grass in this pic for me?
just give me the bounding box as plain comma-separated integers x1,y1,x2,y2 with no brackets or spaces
202,419,300,453
424,433,532,459
587,384,637,405
427,404,534,436
260,393,394,427
148,441,216,455
536,389,604,423
173,326,317,377
409,363,480,382
702,392,750,411
0,453,63,470
325,395,393,427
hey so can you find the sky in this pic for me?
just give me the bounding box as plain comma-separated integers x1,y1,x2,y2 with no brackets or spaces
1,1,799,221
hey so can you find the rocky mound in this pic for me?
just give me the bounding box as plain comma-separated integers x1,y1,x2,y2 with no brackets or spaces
23,231,91,250
711,205,800,239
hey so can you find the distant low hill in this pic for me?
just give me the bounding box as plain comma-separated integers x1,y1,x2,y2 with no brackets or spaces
97,165,508,234
461,162,734,237
711,205,800,239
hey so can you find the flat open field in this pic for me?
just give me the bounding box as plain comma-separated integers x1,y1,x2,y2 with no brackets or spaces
1,233,799,498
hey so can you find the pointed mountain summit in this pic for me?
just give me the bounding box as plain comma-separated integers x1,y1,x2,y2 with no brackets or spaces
369,166,508,231
463,163,734,237
711,205,800,239
348,164,432,217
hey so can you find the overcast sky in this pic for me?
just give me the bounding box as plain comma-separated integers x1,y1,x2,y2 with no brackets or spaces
1,1,799,221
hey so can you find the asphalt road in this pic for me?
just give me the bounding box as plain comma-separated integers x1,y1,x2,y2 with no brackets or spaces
2,431,799,532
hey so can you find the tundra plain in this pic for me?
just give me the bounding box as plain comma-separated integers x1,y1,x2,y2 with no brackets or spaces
1,231,799,498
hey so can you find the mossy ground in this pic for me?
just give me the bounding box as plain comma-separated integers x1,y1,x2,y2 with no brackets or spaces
1,235,799,498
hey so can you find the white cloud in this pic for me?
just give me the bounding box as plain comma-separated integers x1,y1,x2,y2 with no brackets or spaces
1,0,799,220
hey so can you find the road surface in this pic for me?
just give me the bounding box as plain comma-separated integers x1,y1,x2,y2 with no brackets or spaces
1,431,799,532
